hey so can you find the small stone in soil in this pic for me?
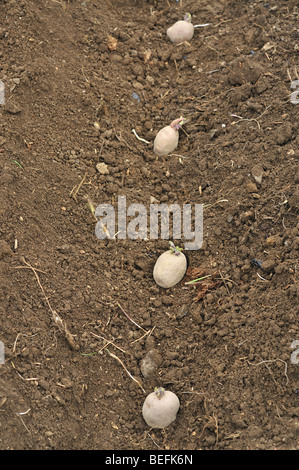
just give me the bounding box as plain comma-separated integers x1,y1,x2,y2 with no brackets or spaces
251,163,264,185
140,349,162,378
96,162,109,174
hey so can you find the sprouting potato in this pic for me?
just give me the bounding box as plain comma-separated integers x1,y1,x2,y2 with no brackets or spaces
142,387,180,428
166,13,194,44
153,117,186,156
153,242,187,288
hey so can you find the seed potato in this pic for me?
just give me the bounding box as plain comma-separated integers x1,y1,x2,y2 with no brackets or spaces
142,387,180,428
166,13,194,44
153,117,186,157
153,242,187,288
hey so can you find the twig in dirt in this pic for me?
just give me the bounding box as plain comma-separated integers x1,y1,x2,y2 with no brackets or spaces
13,265,46,274
287,67,299,83
203,199,228,209
17,257,78,350
17,408,31,416
86,195,114,239
16,413,30,433
51,310,79,350
15,371,38,382
169,154,189,159
230,106,271,130
97,140,105,158
13,332,38,354
194,23,212,28
257,272,270,282
146,431,161,448
160,89,172,100
81,66,90,84
115,131,133,151
169,153,189,165
131,326,155,344
180,126,189,138
247,358,289,385
90,332,127,354
117,303,148,333
132,129,150,144
105,348,145,393
70,172,87,202
217,270,231,294
198,412,219,444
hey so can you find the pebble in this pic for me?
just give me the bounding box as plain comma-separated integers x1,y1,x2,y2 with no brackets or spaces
140,349,162,378
175,304,188,319
246,182,258,193
162,183,171,192
96,162,109,175
251,163,264,185
240,210,255,223
101,130,113,139
146,75,155,85
133,81,144,91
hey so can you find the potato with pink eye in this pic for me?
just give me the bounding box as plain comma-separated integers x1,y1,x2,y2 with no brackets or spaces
166,13,194,44
142,387,180,428
153,117,186,157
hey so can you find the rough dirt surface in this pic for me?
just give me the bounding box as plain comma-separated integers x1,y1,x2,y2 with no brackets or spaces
0,0,298,451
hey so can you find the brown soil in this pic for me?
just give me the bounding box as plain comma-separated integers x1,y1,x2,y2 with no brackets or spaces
0,0,298,451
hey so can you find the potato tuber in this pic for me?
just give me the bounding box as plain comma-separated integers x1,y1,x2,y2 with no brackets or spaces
142,387,180,428
166,13,194,44
153,117,186,157
153,242,187,288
